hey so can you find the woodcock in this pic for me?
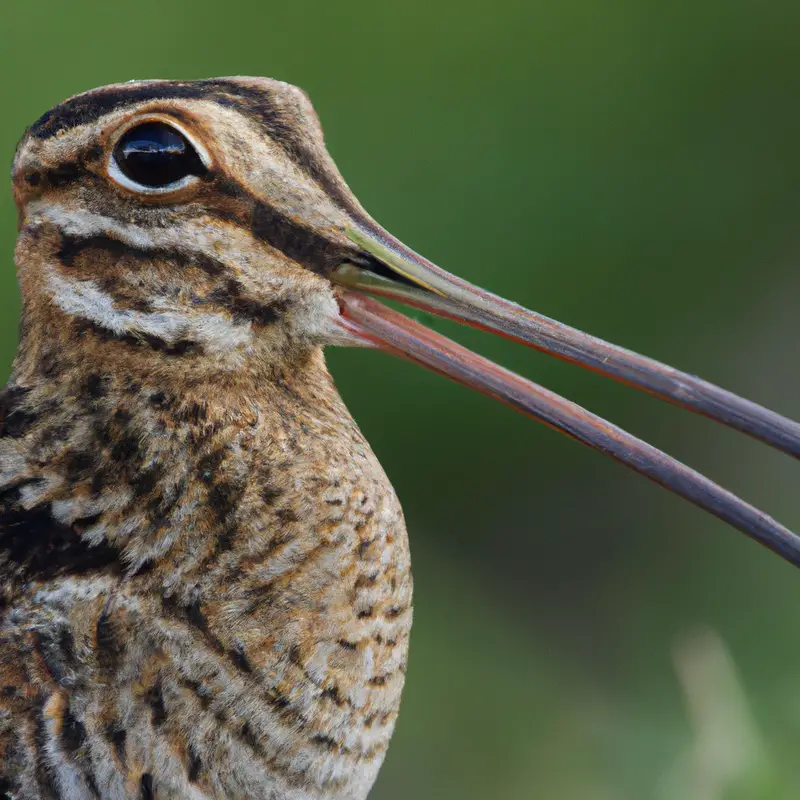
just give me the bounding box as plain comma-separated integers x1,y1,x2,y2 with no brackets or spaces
1,77,799,799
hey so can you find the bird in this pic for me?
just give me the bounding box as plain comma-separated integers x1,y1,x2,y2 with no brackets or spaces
1,76,798,800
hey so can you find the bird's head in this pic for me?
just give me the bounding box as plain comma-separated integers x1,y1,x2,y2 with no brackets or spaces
10,77,800,566
11,77,376,384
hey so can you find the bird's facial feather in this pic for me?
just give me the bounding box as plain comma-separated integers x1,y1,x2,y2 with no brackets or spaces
11,78,367,380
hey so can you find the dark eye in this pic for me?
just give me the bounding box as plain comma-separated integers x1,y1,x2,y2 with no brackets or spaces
112,121,207,190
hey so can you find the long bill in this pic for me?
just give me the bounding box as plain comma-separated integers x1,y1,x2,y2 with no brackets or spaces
340,219,800,459
331,220,800,569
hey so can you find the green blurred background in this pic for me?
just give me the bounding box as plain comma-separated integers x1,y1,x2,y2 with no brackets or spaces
2,1,800,797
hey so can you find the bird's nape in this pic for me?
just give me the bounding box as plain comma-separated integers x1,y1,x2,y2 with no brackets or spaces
329,217,800,568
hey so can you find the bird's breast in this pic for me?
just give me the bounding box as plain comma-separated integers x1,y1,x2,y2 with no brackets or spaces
0,354,413,799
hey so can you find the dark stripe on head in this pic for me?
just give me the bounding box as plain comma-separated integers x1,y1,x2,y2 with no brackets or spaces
42,161,85,188
28,79,364,276
45,167,351,277
74,319,203,357
56,231,287,325
205,280,287,327
30,144,105,191
20,160,97,195
30,82,224,139
29,78,360,212
252,200,342,272
212,176,348,274
57,231,227,276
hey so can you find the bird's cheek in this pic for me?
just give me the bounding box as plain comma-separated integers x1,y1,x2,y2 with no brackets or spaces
282,289,362,349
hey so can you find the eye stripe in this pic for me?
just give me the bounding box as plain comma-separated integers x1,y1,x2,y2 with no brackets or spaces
56,231,228,276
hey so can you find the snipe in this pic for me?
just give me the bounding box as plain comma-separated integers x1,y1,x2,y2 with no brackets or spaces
1,77,798,799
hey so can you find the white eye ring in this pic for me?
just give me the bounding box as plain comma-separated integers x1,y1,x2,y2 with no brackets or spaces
107,115,212,196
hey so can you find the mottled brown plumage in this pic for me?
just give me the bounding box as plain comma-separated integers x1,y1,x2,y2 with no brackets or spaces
2,78,412,799
4,73,800,800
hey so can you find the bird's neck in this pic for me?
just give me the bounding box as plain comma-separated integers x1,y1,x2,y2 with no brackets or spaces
2,309,413,800
2,325,355,588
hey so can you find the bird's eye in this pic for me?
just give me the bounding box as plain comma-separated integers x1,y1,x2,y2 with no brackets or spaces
111,121,207,191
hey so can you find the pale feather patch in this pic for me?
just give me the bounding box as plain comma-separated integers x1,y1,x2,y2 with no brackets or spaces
32,574,114,607
45,266,254,355
32,201,262,266
51,489,131,525
31,202,369,349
